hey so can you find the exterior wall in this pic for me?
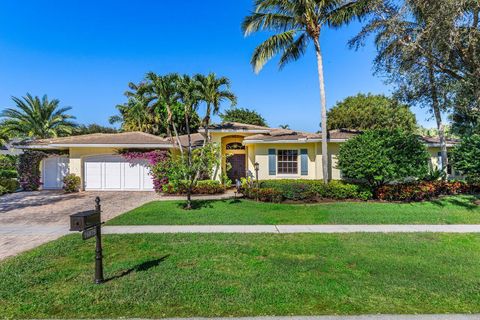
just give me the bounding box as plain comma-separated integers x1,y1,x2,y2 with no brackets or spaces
427,146,461,179
69,147,118,189
251,143,317,180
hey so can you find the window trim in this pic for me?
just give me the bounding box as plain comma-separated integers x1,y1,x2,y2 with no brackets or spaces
276,149,300,175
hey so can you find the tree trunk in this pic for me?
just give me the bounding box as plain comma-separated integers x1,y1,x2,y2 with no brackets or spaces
428,60,448,177
313,37,329,183
185,106,193,210
166,104,184,159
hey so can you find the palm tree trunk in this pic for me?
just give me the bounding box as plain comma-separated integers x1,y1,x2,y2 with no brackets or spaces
428,60,448,177
185,106,193,210
313,37,329,183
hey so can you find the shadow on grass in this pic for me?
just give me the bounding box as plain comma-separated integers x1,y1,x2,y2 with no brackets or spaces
175,199,243,210
105,255,170,282
430,195,480,211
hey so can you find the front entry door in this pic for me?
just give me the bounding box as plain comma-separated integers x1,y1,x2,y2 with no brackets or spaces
227,154,246,182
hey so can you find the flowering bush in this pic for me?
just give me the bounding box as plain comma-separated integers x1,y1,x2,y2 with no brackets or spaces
63,173,81,193
121,150,169,192
376,180,470,201
18,151,49,191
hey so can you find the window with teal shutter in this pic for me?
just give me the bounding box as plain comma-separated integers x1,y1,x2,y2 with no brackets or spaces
300,149,308,175
268,149,276,175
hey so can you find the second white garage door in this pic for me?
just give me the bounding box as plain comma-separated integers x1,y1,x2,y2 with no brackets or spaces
84,155,154,191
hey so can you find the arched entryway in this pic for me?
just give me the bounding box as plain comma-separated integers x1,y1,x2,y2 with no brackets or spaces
223,136,246,182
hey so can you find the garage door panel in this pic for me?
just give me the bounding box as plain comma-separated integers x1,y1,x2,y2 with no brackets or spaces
124,163,141,189
43,157,69,190
84,155,154,191
104,162,122,189
85,162,102,189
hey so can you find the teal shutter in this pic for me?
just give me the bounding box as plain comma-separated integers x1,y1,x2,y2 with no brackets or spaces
268,149,276,175
301,149,308,176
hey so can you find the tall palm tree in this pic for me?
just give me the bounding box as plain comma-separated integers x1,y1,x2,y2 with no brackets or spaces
0,94,76,139
242,0,370,183
195,73,237,143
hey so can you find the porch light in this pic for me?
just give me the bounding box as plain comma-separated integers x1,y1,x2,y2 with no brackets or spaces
254,162,259,185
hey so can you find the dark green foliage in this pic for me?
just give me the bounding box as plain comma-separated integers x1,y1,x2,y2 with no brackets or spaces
0,155,19,195
245,179,373,202
327,94,417,132
163,180,225,195
63,174,81,193
18,151,66,191
452,134,480,183
219,108,267,126
338,130,430,188
73,123,117,135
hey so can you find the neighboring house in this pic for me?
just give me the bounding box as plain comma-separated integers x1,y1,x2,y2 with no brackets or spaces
18,122,460,191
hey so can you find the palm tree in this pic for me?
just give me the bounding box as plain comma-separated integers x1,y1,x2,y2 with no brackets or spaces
0,94,76,139
242,0,370,183
195,73,237,144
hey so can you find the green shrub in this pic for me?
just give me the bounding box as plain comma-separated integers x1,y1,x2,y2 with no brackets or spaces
252,180,372,202
0,169,18,179
0,177,19,194
63,174,81,193
337,129,430,188
0,155,17,170
0,185,7,196
163,180,225,195
243,187,283,203
452,134,480,183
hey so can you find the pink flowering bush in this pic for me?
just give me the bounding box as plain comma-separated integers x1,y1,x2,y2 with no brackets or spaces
121,150,169,192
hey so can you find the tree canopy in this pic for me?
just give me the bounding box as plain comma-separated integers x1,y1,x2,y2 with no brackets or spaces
73,123,118,135
0,94,77,139
220,108,267,127
327,94,417,132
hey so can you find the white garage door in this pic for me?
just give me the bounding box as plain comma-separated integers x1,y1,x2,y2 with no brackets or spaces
42,156,69,190
84,155,154,191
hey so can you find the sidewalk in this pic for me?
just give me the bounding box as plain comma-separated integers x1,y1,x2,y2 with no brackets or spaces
103,224,480,234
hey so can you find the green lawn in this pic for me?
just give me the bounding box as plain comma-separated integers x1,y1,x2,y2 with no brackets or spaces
107,195,480,225
1,233,480,318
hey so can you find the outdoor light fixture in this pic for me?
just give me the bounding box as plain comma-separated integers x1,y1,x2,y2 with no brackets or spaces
254,162,259,185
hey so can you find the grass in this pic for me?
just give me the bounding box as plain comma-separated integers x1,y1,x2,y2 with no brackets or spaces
1,233,480,318
107,195,480,225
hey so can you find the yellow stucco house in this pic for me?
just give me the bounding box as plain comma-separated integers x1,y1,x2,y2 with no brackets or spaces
21,122,459,191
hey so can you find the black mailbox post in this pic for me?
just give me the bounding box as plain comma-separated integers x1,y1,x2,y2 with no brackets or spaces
69,197,104,284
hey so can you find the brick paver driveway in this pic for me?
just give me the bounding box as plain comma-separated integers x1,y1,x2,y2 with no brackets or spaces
0,191,158,260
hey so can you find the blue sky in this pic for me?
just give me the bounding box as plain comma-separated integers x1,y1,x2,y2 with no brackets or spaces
0,0,436,133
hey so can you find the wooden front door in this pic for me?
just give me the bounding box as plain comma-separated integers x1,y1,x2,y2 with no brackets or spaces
227,154,246,182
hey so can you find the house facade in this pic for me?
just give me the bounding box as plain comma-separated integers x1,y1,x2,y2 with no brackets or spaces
19,122,459,191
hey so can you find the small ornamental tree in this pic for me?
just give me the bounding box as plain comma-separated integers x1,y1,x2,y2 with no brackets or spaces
451,134,480,183
337,130,430,189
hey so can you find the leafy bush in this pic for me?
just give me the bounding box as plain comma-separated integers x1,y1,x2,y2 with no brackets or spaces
0,185,7,196
63,174,81,193
0,177,19,194
0,169,18,179
163,180,225,195
0,155,17,170
18,151,49,191
248,180,373,202
337,129,430,188
243,188,283,203
376,181,470,202
452,134,480,183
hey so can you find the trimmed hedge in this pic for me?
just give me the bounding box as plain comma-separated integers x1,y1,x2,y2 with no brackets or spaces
163,180,226,195
376,180,478,202
246,180,373,202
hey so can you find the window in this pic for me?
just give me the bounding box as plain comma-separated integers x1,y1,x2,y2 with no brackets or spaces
277,150,298,174
226,142,245,150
